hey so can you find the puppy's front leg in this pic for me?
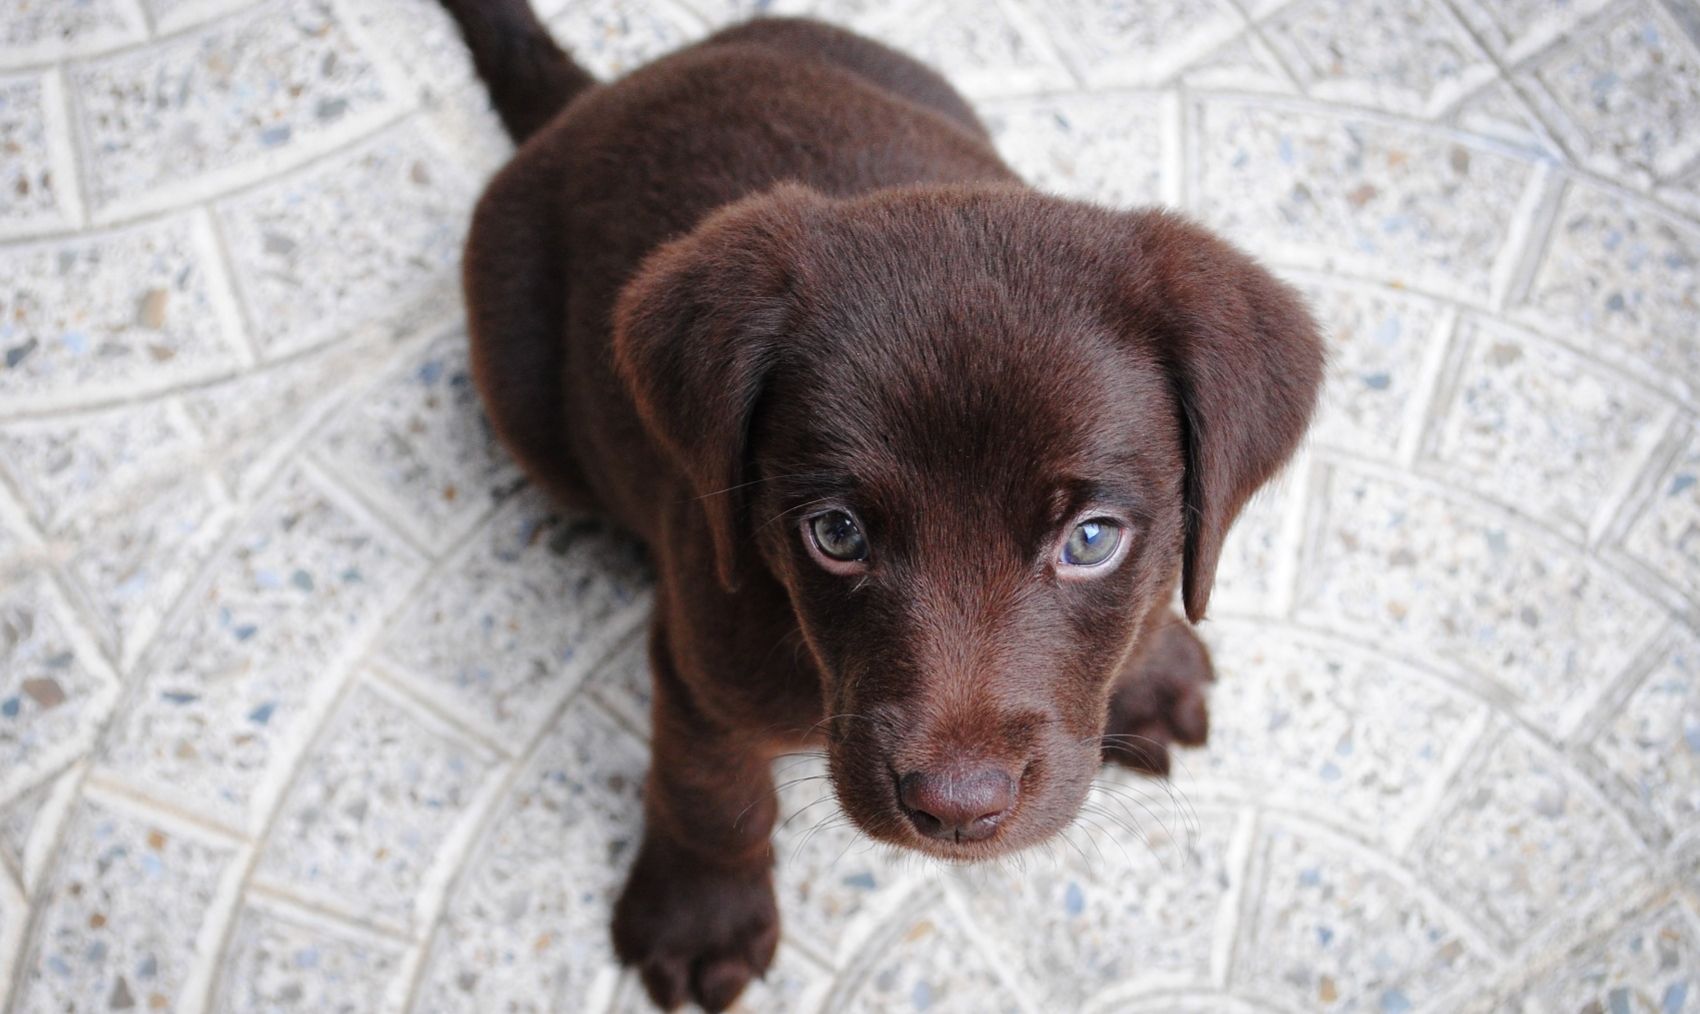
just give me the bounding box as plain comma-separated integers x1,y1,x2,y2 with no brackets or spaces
613,621,780,1013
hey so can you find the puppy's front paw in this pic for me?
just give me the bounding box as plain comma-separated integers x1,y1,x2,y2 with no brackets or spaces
1102,617,1214,777
612,839,779,1012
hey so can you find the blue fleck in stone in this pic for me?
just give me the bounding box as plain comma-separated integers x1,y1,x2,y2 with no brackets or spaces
1361,372,1392,390
86,940,106,962
140,853,163,878
290,569,314,591
1671,474,1696,496
1609,986,1633,1014
259,125,292,147
60,331,88,355
1,696,19,718
256,569,282,589
233,624,257,641
842,871,876,890
46,956,70,977
1663,981,1687,1013
1606,292,1627,312
4,338,38,368
912,980,933,1010
1065,880,1085,916
297,947,320,969
1381,989,1412,1013
249,702,276,725
161,691,198,705
417,359,445,384
1278,136,1294,165
1299,867,1322,887
1316,926,1334,947
1320,761,1342,782
341,567,363,583
137,954,157,980
1683,722,1700,753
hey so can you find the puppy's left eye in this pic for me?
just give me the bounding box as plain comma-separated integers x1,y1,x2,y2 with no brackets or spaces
1060,519,1123,568
808,509,869,564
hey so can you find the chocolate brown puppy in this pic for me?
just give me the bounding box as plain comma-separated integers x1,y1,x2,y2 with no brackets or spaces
439,2,1324,1010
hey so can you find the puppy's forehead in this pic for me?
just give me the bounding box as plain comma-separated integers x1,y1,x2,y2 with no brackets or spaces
773,323,1161,506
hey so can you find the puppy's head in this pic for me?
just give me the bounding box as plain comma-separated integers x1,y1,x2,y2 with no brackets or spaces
615,184,1322,858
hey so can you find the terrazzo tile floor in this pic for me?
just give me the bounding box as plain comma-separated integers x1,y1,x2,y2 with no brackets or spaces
1,0,1697,1010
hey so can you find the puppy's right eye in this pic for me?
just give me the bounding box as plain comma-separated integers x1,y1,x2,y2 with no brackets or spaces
806,509,869,568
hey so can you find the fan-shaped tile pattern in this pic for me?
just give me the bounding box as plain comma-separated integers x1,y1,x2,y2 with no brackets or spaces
0,0,1696,1009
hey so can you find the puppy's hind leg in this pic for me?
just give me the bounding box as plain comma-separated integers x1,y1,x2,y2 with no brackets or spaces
1101,610,1214,777
461,157,601,514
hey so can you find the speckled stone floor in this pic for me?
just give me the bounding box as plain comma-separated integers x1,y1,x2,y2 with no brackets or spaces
1,0,1697,1011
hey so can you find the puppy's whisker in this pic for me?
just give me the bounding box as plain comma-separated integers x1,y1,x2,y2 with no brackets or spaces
1068,811,1117,867
1076,803,1151,869
826,825,869,873
792,811,850,860
1095,733,1204,833
1101,734,1205,839
756,625,806,672
801,711,886,743
770,754,827,778
685,470,837,503
756,496,837,532
1090,779,1184,851
776,793,839,834
732,774,829,829
1094,761,1199,842
1057,823,1094,868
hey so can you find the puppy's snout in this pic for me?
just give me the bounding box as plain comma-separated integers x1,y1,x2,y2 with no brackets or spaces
897,767,1017,843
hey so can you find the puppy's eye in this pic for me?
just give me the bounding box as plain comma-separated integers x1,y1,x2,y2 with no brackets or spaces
809,510,868,564
1060,519,1122,568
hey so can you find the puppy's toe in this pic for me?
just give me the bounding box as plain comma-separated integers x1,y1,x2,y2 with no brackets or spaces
1166,678,1210,746
695,953,756,1013
638,957,690,1011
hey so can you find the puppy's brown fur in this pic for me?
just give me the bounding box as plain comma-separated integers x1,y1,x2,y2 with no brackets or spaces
440,4,1323,1010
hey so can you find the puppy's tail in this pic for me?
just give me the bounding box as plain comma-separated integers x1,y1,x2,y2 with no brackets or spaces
438,0,596,143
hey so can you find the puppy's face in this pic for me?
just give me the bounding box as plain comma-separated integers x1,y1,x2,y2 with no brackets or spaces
746,286,1185,858
615,184,1322,859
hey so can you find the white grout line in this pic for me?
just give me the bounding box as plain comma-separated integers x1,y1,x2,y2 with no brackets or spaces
1487,161,1564,313
1396,305,1462,468
39,66,87,231
1209,805,1259,990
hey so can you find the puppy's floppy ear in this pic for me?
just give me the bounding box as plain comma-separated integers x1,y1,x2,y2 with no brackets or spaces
1118,209,1324,623
613,184,823,591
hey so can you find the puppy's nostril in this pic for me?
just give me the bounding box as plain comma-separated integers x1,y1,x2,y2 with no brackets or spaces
897,769,1017,843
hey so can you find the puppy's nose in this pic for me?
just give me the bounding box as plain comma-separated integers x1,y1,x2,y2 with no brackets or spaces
898,768,1016,843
